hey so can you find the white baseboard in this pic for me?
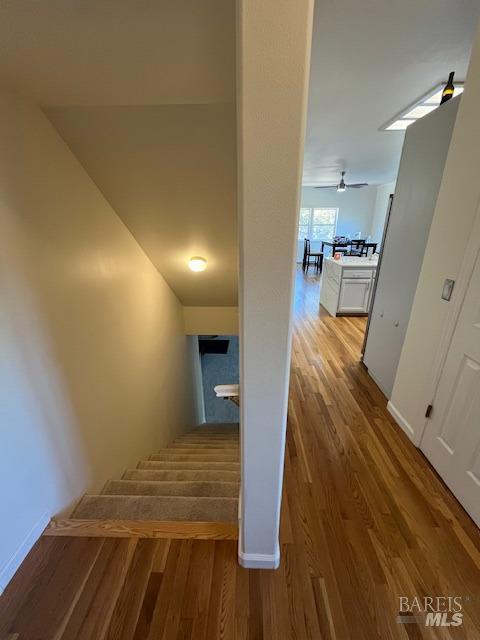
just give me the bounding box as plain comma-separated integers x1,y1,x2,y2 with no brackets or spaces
0,511,50,594
387,401,418,444
366,368,390,398
238,548,280,569
238,525,280,569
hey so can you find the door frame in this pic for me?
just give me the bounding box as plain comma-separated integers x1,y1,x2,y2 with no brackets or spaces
361,193,394,356
418,195,480,447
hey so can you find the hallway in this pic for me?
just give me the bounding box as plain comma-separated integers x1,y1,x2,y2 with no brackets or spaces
288,269,480,637
1,270,479,639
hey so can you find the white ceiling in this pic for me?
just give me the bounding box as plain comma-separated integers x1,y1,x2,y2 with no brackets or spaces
303,0,480,187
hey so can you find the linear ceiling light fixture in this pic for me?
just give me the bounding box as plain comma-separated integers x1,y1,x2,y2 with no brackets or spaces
381,82,464,132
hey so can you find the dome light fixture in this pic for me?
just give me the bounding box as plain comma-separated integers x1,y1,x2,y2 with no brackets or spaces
188,256,207,272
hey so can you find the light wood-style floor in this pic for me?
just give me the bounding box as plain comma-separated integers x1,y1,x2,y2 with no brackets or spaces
1,267,479,639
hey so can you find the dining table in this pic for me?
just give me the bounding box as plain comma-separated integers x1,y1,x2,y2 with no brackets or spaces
321,239,378,256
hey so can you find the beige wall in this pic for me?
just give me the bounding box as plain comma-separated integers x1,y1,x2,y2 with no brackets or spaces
390,25,480,443
237,0,313,568
0,89,195,589
46,104,237,306
183,306,239,335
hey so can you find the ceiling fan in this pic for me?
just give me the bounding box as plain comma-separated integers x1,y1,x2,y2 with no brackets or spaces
314,171,368,192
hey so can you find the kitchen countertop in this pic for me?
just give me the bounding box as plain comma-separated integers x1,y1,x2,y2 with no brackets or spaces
324,256,379,268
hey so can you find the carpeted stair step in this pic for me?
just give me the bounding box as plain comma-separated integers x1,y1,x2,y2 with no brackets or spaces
138,460,240,471
187,427,238,430
175,436,240,444
167,442,239,450
169,438,240,449
191,423,239,430
149,452,239,463
155,447,239,455
123,468,240,482
102,479,239,497
179,428,239,439
72,495,238,522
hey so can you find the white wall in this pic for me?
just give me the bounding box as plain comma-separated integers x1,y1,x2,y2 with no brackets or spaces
302,185,377,236
187,336,206,425
390,26,480,443
0,89,195,591
370,181,396,245
363,97,459,398
237,0,313,569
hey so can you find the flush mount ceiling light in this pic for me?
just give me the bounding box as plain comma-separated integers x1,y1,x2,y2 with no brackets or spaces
381,82,464,132
188,256,207,272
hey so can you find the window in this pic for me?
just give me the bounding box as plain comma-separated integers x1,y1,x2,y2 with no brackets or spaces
297,207,338,241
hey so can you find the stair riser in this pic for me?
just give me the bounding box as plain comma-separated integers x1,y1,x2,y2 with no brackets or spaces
183,432,238,436
187,425,238,431
73,495,238,522
172,442,238,448
138,461,240,471
175,437,239,443
149,454,239,462
123,469,240,482
102,480,240,498
167,443,239,450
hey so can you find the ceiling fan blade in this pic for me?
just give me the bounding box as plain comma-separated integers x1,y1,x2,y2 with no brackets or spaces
314,185,336,189
346,183,369,188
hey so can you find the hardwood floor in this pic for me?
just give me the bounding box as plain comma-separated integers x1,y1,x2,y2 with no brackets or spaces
1,267,479,639
43,519,238,540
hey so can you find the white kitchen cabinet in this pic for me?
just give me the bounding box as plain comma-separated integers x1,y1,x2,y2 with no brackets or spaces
319,257,377,316
338,278,371,313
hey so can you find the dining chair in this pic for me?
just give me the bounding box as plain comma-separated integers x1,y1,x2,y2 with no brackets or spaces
348,239,365,256
303,238,323,272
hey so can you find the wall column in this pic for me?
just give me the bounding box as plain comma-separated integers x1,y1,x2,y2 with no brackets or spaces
236,0,314,568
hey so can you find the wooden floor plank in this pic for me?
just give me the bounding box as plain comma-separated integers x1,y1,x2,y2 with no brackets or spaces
105,540,160,640
0,537,103,639
59,538,137,640
45,519,238,540
182,540,215,640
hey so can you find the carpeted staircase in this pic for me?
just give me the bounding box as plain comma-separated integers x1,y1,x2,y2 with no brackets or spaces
71,424,239,523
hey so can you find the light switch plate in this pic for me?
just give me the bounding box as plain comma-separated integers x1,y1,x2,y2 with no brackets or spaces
441,278,455,301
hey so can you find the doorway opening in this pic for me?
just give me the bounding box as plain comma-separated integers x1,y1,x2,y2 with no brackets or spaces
192,335,239,424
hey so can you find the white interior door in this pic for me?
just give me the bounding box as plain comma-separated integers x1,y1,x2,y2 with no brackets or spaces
421,248,480,527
